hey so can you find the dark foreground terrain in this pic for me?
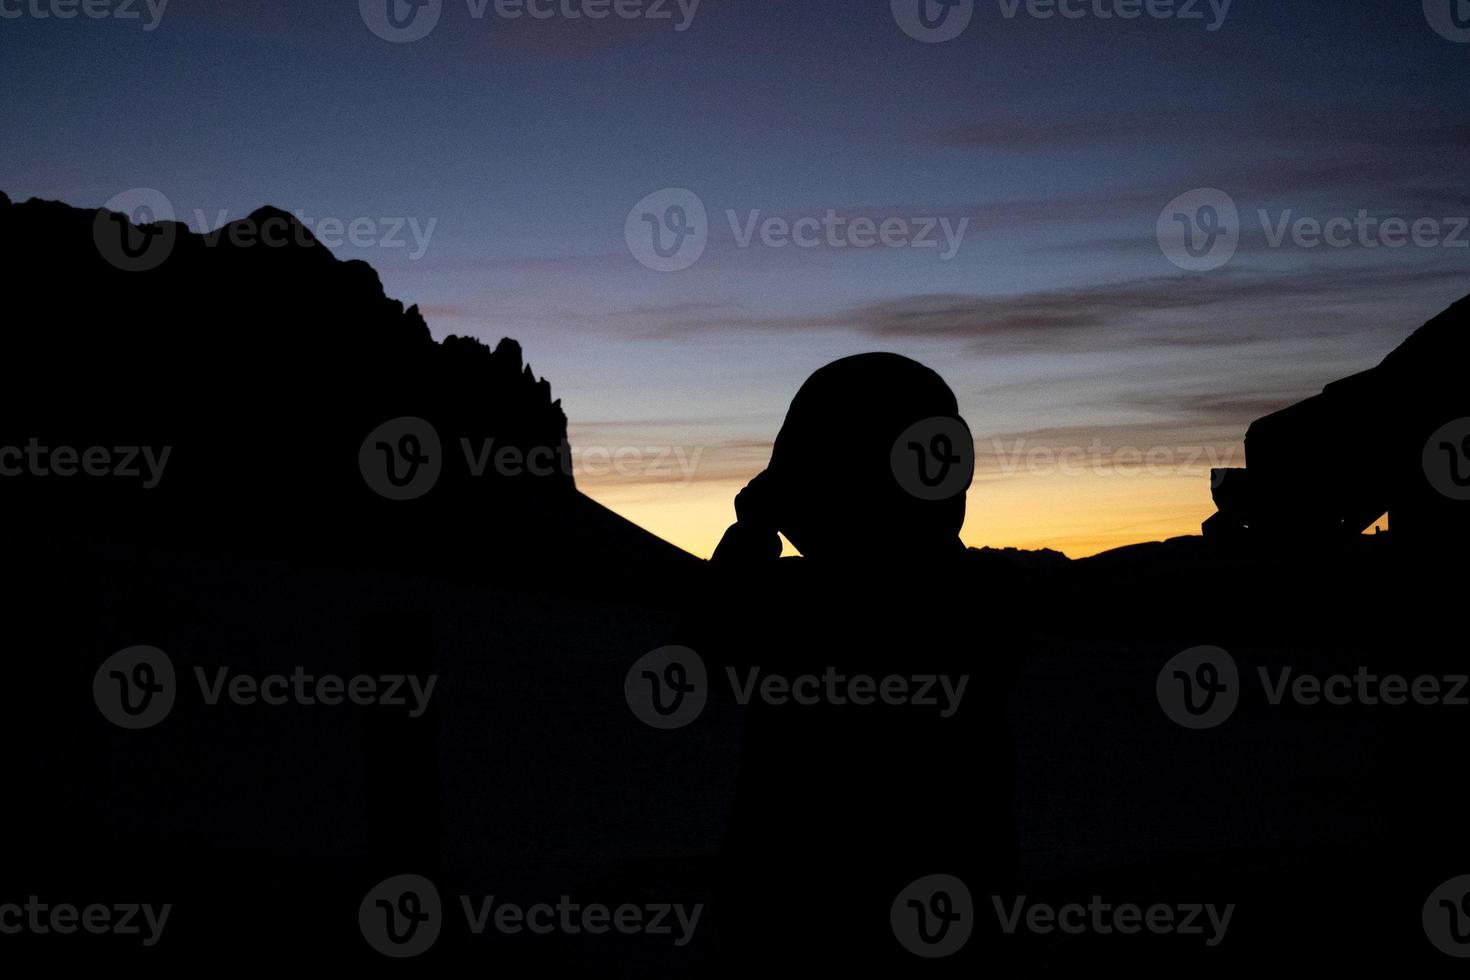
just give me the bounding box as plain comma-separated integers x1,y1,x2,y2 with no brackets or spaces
3,193,1468,971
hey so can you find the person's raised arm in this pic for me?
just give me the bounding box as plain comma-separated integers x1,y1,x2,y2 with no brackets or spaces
710,471,783,566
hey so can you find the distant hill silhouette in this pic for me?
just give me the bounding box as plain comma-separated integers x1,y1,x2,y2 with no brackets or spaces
971,544,1073,572
0,192,695,592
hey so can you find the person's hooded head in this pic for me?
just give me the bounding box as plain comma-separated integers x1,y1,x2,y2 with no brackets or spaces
749,353,974,562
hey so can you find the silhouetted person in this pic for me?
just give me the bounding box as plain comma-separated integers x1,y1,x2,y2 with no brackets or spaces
685,353,1024,970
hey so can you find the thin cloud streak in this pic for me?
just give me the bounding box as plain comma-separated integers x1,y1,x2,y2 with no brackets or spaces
619,264,1469,352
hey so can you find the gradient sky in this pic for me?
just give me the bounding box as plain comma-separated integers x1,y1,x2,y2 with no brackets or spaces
5,0,1469,556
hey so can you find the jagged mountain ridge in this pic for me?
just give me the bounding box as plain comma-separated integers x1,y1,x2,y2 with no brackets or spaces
0,192,695,587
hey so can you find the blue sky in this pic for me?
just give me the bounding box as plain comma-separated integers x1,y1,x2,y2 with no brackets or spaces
4,0,1468,554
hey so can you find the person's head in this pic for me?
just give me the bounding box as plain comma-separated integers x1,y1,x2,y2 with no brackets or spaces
750,353,973,561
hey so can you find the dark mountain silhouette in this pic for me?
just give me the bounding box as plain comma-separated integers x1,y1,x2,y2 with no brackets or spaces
0,192,695,592
1,191,705,970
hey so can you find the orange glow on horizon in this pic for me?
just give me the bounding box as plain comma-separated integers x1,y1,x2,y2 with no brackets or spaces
579,464,1223,561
